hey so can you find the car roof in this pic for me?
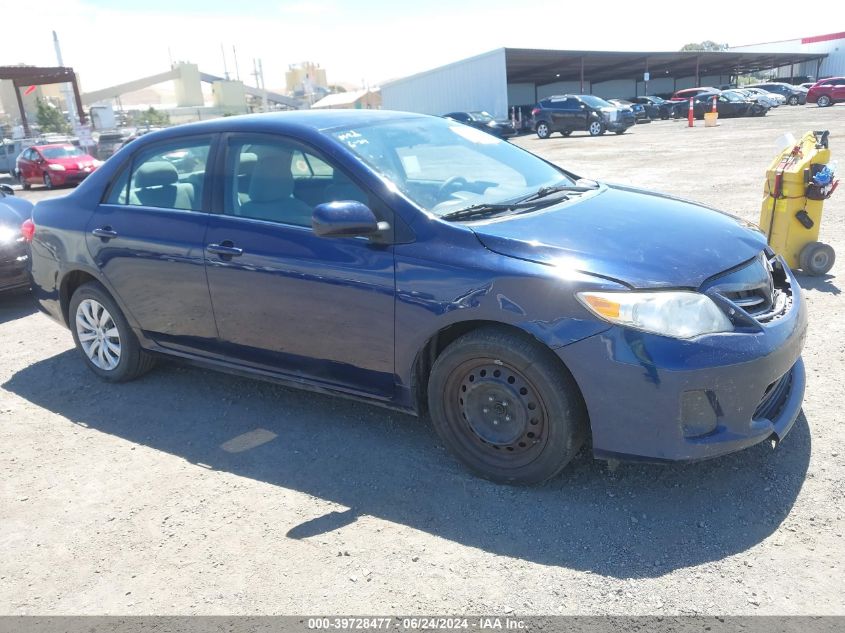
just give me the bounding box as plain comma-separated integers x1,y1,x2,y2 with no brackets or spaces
31,143,77,150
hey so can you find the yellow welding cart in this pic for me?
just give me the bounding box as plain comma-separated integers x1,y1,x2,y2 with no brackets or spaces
760,130,838,275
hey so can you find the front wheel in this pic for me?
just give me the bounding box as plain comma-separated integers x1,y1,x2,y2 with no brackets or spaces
535,122,551,139
588,121,605,136
427,327,587,485
69,282,156,382
799,241,835,276
817,95,831,107
43,173,53,190
788,95,800,106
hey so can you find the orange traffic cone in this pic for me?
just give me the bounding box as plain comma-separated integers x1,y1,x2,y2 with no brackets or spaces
688,97,694,127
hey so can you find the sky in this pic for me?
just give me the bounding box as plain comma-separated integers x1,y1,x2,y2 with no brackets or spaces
4,0,844,93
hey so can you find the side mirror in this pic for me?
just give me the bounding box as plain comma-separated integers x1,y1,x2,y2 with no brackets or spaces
0,184,14,196
312,200,389,238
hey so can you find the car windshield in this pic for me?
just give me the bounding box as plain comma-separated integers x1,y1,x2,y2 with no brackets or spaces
330,116,572,217
647,96,665,103
722,92,743,102
41,145,84,159
580,95,613,108
469,111,494,122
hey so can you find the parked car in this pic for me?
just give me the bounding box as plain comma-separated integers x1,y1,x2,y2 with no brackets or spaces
443,111,516,138
669,87,720,101
607,99,650,123
719,90,770,116
741,87,785,107
27,110,807,484
806,77,845,107
16,143,101,190
631,96,679,119
532,95,636,138
96,131,129,160
0,185,32,293
746,82,806,105
799,82,816,90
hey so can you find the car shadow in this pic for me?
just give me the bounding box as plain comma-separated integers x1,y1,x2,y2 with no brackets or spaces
0,289,36,324
3,351,811,579
796,273,840,295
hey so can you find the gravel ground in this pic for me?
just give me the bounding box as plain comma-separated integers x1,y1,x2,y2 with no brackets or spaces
1,104,843,615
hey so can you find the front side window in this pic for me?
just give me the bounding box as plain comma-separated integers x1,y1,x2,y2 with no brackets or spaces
107,138,211,210
330,116,570,216
224,136,367,227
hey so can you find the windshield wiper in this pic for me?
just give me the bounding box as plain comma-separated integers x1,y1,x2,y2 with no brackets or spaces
517,183,598,203
439,199,558,222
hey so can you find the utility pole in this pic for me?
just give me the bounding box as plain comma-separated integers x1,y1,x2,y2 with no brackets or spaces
221,43,230,80
232,45,241,81
258,59,268,112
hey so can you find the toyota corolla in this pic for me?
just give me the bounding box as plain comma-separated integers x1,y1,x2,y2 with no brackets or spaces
26,110,807,484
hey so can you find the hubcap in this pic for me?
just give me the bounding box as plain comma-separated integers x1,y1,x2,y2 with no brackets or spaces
590,122,601,134
76,299,121,370
538,124,548,136
454,362,545,456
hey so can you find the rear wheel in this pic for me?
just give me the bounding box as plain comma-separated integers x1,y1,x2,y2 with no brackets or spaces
788,95,800,106
588,121,605,136
816,95,831,107
536,122,551,139
43,173,53,190
69,282,156,382
427,327,587,485
799,241,835,276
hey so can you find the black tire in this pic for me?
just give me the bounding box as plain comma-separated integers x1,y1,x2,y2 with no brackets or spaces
535,121,551,139
816,95,831,107
799,241,835,276
788,95,800,106
43,173,53,190
427,327,587,485
69,281,156,382
588,120,605,136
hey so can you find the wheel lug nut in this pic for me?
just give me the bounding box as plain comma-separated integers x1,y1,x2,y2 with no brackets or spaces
483,408,488,413
505,416,510,421
488,396,494,402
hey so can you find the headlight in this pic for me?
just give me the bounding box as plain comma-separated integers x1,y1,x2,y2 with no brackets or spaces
577,291,733,339
93,159,103,167
47,164,66,171
0,225,19,244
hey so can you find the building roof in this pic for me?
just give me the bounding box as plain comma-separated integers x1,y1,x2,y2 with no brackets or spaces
311,89,374,109
502,48,827,84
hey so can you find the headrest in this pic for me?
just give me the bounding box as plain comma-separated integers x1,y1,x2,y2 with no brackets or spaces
249,148,294,203
135,161,178,188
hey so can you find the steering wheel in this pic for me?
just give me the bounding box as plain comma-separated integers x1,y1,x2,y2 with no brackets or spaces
438,176,470,199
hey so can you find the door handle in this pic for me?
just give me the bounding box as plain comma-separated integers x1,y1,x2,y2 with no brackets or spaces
92,227,118,239
207,242,243,257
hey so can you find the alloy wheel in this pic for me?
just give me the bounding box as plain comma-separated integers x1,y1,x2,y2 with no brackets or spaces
817,95,831,107
75,298,121,370
589,121,602,136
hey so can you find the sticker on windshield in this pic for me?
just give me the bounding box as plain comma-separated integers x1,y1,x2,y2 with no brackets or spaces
400,155,421,175
336,129,369,149
448,125,501,145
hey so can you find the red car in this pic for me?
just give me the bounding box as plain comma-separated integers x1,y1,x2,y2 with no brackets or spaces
807,77,845,107
669,87,720,101
15,144,101,190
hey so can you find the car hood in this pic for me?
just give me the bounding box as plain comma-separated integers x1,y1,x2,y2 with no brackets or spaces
468,184,767,289
49,155,95,166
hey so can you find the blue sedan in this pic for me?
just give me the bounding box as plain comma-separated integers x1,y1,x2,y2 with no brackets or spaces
26,110,807,484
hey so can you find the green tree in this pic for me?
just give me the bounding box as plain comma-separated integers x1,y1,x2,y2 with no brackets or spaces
134,107,170,127
680,41,729,51
35,98,70,134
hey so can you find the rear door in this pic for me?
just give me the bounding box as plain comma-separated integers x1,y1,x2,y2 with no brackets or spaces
203,133,396,397
85,135,219,352
831,78,845,101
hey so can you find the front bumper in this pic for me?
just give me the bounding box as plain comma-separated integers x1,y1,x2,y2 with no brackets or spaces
557,271,808,462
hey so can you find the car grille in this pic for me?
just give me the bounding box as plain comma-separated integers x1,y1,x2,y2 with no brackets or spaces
753,368,793,421
707,251,793,323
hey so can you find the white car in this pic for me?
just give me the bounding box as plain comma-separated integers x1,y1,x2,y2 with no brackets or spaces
743,87,786,107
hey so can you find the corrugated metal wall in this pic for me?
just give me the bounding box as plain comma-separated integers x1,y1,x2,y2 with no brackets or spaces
381,49,509,119
730,36,845,79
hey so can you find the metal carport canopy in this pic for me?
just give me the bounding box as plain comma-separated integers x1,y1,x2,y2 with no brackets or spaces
503,48,827,85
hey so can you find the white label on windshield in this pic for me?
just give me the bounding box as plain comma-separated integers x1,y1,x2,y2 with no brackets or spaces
449,125,501,145
400,155,421,175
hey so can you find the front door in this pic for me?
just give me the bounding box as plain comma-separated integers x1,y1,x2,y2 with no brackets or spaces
85,135,218,352
203,134,396,398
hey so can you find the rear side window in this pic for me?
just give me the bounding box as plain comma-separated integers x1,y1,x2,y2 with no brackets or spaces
106,138,212,211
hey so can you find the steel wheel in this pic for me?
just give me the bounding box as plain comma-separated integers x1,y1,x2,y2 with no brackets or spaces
817,95,831,107
588,121,604,136
75,298,121,370
444,359,551,470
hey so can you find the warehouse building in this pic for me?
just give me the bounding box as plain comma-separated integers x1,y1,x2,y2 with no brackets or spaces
381,48,824,119
729,31,845,81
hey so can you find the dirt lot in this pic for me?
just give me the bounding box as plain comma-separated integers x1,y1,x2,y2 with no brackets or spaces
1,105,843,615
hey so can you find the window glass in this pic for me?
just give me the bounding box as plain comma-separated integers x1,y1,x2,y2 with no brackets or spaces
125,139,211,211
224,137,366,227
42,145,84,159
105,164,131,205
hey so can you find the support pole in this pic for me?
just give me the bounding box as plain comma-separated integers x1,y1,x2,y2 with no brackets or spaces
580,57,584,93
14,85,30,137
695,56,700,87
